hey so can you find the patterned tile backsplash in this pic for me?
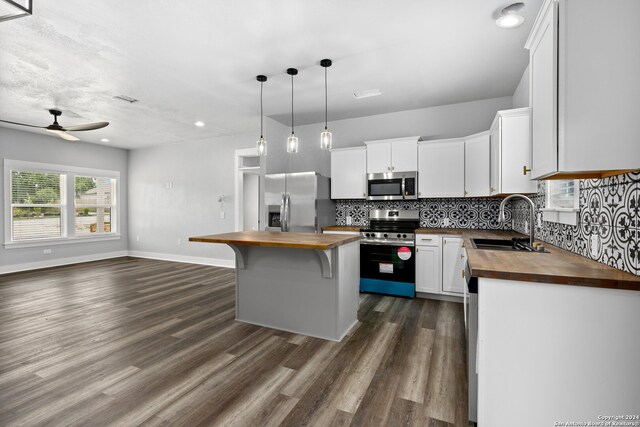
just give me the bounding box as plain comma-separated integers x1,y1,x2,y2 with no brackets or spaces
335,198,512,230
511,171,639,276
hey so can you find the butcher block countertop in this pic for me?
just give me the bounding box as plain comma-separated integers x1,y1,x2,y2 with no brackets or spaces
321,226,363,232
417,228,640,291
189,231,360,250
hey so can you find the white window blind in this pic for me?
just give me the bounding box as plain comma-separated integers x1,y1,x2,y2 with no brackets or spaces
547,180,578,209
10,170,66,241
74,176,116,235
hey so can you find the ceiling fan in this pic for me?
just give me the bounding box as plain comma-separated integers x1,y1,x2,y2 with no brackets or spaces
0,109,109,141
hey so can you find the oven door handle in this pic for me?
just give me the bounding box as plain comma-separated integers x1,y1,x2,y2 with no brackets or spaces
360,241,415,247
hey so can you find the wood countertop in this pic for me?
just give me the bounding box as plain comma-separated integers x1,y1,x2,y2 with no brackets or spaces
322,226,363,232
189,230,360,250
417,228,640,291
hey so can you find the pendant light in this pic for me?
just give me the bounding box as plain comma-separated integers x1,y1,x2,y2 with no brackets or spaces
320,59,332,150
286,68,299,153
256,75,267,156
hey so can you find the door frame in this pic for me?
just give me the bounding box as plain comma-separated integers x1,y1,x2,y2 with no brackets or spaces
234,148,265,232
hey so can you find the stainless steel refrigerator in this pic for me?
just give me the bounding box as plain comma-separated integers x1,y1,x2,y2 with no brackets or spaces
264,172,335,233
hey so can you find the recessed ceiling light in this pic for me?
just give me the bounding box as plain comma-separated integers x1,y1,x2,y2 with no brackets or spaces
496,2,525,29
100,138,110,142
194,121,205,127
354,89,382,99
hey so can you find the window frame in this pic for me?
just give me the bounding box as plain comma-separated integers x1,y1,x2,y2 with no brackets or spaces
541,179,580,226
4,159,121,248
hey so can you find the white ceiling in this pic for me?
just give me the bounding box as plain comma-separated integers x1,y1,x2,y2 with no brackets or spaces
0,0,542,149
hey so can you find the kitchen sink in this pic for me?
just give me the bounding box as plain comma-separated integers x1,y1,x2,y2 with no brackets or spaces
470,238,546,252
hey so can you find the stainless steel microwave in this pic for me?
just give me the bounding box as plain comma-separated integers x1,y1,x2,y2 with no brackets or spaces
367,172,418,200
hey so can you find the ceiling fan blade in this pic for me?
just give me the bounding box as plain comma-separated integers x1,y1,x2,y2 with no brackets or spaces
0,119,47,129
46,129,80,141
63,122,109,131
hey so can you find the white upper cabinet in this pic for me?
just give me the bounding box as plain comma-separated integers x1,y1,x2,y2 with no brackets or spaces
418,139,465,198
464,131,491,197
525,0,640,179
330,147,367,199
490,108,537,196
365,137,419,173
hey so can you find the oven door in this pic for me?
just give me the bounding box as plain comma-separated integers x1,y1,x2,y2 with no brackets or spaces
360,242,415,297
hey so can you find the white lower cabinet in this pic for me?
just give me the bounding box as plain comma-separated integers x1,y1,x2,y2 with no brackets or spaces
415,234,465,297
442,237,466,295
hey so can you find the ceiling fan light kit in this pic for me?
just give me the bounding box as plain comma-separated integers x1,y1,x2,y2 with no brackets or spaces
0,0,33,23
0,109,109,142
256,74,268,157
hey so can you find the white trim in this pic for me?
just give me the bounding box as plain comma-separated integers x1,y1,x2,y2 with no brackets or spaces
234,148,263,232
0,251,128,275
4,159,120,178
3,234,122,249
127,250,234,268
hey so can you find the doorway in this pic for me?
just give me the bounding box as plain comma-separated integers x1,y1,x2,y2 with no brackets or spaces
234,148,265,232
242,173,260,231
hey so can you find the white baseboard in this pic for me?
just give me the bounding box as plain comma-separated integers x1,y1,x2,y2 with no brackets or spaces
0,251,128,275
127,251,235,268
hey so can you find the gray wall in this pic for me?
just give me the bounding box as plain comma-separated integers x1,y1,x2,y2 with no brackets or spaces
267,96,513,177
0,127,128,268
512,66,530,108
127,125,281,262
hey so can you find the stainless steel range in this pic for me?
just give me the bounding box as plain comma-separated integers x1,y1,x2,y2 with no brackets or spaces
359,210,419,298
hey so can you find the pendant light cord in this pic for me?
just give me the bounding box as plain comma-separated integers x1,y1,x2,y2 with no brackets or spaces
324,66,328,130
260,81,264,138
291,74,295,134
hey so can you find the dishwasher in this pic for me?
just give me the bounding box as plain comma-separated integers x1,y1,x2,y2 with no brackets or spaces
464,260,478,424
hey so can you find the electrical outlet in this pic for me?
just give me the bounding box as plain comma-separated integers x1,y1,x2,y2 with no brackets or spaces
346,216,353,225
537,212,543,228
590,234,599,258
443,218,450,227
524,221,530,234
219,211,225,219
43,249,52,254
177,238,182,245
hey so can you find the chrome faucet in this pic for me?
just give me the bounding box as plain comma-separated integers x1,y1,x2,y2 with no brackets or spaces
499,194,536,247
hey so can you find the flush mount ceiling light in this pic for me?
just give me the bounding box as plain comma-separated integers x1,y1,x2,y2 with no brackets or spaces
320,59,332,151
194,121,205,127
286,68,299,154
256,75,267,157
496,2,525,29
354,89,382,99
0,0,33,23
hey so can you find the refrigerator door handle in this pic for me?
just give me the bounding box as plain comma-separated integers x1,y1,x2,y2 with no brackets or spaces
279,194,286,231
284,193,291,232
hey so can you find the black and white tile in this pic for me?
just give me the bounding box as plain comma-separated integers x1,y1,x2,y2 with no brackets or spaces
512,171,640,276
335,198,511,230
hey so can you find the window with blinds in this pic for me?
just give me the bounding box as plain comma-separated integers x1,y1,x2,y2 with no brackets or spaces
546,180,579,210
5,160,119,244
74,176,115,235
10,171,66,241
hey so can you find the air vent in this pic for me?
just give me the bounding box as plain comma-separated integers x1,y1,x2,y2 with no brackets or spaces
114,95,139,103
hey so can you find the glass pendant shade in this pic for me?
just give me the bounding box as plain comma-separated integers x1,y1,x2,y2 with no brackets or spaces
257,136,267,156
287,134,299,153
320,128,332,150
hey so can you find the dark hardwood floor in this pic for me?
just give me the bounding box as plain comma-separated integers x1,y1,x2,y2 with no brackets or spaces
0,257,470,426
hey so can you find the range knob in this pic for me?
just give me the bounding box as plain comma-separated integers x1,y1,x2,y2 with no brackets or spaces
397,234,401,238
365,233,371,238
402,234,407,238
383,233,388,238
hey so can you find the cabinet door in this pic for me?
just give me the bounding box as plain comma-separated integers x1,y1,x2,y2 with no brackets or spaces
442,237,465,294
464,133,491,197
501,112,537,194
366,142,391,174
418,140,465,198
490,123,500,196
391,139,418,172
331,148,367,199
529,1,558,179
416,245,441,294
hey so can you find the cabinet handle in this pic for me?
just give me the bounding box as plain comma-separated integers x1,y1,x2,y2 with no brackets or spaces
418,192,421,196
420,238,432,241
490,187,496,193
523,166,531,175
464,191,468,196
363,193,366,197
460,253,464,259
387,166,391,171
461,270,465,279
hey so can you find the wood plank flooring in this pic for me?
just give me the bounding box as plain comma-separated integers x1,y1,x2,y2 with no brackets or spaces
0,257,470,427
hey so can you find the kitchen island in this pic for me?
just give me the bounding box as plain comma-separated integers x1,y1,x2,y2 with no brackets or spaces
189,231,360,341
